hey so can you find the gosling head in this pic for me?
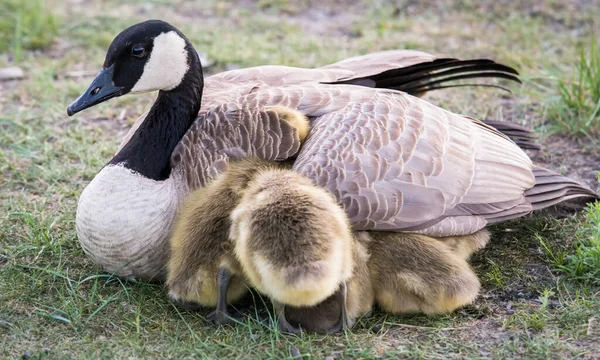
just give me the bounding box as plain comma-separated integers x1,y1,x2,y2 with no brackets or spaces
67,20,201,116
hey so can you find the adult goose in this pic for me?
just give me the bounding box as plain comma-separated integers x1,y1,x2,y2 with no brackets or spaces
67,20,598,281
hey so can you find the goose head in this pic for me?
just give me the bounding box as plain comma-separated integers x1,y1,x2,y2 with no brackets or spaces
67,19,201,116
69,20,205,281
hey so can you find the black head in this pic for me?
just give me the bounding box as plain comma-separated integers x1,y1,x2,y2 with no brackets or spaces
67,20,197,116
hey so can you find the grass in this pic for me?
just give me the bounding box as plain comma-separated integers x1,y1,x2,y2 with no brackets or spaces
1,0,600,358
546,37,600,139
540,201,600,285
0,0,60,61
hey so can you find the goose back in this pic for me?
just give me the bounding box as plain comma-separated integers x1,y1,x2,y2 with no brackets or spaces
170,83,535,236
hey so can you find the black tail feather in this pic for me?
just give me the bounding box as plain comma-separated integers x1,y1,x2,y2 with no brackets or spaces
526,166,599,210
377,63,521,89
328,58,521,96
482,120,542,151
399,72,522,94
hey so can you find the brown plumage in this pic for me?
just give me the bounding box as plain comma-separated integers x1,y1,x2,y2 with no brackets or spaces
174,85,597,239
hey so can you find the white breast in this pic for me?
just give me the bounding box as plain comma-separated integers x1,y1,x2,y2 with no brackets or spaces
75,164,182,280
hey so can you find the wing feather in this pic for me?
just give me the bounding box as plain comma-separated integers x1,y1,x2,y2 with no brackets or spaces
173,84,561,237
291,87,534,234
171,104,304,192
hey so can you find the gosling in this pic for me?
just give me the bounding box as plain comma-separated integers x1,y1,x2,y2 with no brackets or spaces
166,106,310,324
368,230,489,315
230,165,358,333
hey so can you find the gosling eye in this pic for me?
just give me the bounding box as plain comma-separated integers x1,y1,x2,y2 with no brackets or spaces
131,45,147,58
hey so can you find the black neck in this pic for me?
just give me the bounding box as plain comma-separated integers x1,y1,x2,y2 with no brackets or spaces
108,49,203,180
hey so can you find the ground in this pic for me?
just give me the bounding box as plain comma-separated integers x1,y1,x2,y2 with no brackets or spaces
1,0,599,359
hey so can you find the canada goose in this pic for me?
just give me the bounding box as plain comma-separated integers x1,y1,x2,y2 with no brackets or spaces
167,106,310,324
67,20,599,281
368,231,482,314
230,162,356,333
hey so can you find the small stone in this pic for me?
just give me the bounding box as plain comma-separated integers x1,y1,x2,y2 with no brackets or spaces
588,317,599,337
226,64,241,71
197,51,212,68
290,346,302,359
0,66,24,81
21,352,31,359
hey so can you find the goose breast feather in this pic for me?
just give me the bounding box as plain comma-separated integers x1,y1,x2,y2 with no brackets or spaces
171,84,535,236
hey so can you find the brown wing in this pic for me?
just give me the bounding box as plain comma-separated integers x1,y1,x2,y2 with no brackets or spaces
290,87,535,236
170,103,305,192
170,83,594,237
171,84,536,236
202,50,519,106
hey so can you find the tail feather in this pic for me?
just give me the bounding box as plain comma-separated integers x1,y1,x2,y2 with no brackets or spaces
396,72,521,94
525,166,599,211
328,58,521,96
482,120,541,151
374,60,519,88
402,82,512,94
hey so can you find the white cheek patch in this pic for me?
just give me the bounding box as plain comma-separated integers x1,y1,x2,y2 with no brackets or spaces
131,31,189,93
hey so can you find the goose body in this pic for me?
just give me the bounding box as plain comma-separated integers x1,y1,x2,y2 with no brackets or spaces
68,20,599,281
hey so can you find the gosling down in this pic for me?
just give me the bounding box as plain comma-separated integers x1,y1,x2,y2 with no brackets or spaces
168,106,361,333
67,20,599,282
169,155,372,334
168,145,489,332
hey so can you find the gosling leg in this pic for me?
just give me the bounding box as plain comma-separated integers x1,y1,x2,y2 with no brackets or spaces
206,266,239,325
272,300,303,334
327,282,350,333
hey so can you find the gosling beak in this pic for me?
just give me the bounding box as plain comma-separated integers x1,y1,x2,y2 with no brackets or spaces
67,64,124,116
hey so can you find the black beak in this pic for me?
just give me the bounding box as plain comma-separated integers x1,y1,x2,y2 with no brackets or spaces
67,64,124,116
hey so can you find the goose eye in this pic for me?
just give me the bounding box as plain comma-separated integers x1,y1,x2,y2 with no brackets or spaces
131,45,146,58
